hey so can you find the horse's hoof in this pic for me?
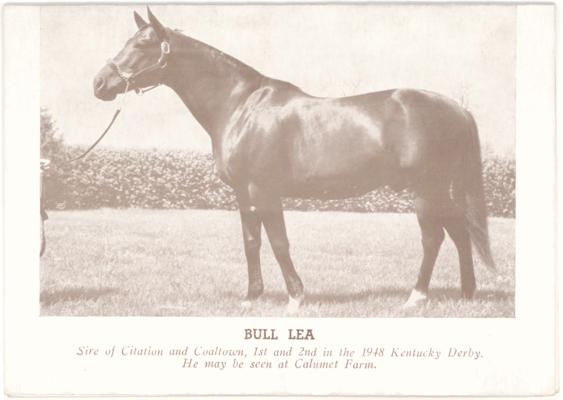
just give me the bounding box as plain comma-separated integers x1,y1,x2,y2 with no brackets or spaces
286,294,304,315
461,287,476,300
402,289,428,309
242,289,263,309
461,292,475,301
241,299,256,309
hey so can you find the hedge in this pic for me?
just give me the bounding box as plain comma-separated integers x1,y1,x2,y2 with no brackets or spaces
43,148,515,218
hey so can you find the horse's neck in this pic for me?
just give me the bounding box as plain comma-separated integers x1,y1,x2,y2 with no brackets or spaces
163,34,262,142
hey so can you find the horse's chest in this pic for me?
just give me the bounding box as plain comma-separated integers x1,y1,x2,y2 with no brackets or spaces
212,150,233,185
212,139,248,186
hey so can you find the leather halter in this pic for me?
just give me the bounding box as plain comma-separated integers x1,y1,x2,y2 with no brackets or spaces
64,41,171,164
61,40,171,164
107,40,171,94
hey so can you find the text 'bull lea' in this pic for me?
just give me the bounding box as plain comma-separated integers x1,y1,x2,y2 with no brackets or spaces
244,329,315,340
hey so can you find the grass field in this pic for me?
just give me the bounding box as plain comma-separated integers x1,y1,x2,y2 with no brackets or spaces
40,209,514,317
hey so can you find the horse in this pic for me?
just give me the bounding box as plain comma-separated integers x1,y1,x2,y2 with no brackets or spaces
93,8,494,312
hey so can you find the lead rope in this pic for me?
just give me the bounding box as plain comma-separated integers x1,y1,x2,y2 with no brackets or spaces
63,40,170,164
63,80,131,164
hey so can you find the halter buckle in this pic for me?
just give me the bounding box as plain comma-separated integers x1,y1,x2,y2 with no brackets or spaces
158,41,171,68
161,41,170,55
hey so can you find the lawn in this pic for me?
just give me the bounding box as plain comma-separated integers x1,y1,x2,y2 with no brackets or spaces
40,209,514,317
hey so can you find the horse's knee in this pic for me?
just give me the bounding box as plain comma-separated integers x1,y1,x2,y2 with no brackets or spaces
244,236,261,252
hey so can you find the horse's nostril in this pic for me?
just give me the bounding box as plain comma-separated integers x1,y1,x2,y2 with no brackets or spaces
93,76,105,91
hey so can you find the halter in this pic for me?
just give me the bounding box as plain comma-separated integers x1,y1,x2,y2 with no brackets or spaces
63,40,172,164
107,40,171,95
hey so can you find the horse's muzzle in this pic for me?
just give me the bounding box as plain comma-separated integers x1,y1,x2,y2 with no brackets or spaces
93,77,117,101
93,68,119,101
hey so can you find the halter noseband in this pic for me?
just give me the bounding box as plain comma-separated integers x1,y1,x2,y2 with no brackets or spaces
107,40,171,95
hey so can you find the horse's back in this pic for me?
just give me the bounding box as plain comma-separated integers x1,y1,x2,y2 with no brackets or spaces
220,82,473,197
235,83,395,194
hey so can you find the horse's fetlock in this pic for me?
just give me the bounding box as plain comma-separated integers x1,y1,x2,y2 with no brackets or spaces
287,277,304,298
247,285,264,300
461,284,476,300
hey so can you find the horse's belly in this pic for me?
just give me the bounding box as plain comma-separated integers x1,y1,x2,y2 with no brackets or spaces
282,163,400,199
283,179,375,199
282,135,399,199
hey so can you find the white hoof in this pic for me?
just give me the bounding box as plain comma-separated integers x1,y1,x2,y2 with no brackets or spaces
241,300,253,310
286,295,304,315
402,289,428,309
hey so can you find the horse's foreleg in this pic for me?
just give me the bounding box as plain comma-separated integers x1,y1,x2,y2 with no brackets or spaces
249,185,304,312
263,207,304,312
404,196,445,308
236,195,264,304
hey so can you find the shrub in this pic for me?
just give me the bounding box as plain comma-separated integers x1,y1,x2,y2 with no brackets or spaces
43,147,515,218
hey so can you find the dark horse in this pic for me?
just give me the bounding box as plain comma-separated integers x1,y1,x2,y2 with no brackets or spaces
93,9,494,311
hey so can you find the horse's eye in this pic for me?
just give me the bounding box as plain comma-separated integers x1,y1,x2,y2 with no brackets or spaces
135,39,150,49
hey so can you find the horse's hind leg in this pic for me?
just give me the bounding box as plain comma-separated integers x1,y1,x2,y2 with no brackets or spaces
404,195,445,308
443,205,476,299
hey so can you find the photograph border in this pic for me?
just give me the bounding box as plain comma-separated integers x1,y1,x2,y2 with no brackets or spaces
3,2,557,397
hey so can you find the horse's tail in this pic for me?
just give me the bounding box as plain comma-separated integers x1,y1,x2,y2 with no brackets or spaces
454,112,495,270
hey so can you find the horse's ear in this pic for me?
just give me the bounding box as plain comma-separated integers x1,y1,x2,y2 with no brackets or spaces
146,6,167,40
134,11,148,30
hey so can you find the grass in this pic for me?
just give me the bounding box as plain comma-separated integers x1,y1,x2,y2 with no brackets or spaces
40,209,514,317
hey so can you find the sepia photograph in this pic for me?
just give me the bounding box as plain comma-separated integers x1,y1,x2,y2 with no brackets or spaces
4,3,556,397
38,4,515,317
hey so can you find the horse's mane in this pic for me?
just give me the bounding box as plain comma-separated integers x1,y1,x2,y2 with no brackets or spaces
170,28,260,77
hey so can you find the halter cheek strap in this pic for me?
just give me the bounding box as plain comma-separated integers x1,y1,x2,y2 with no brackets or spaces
108,40,171,95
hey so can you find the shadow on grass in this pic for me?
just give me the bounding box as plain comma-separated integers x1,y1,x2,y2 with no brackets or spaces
252,287,513,305
40,286,119,306
373,287,514,302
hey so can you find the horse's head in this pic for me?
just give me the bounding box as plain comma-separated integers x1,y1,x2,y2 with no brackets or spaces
93,8,171,101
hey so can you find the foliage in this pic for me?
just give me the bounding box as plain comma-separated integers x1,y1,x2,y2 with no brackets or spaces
43,147,515,218
40,108,65,160
40,109,71,208
482,158,515,219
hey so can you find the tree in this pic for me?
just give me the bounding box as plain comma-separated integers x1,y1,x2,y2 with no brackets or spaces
40,108,65,160
40,108,68,209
